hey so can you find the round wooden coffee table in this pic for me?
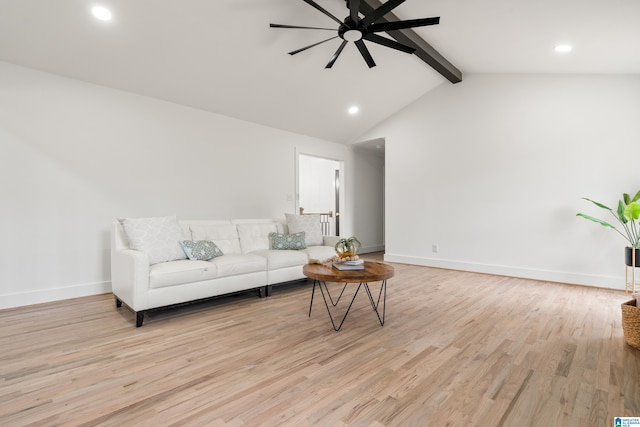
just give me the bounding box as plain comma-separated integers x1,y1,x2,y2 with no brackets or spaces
303,261,394,331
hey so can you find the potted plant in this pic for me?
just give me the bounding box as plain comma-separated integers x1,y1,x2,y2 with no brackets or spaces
577,190,640,266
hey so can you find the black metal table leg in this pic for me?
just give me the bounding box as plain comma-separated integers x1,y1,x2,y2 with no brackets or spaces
309,279,352,317
364,279,387,326
318,280,363,331
308,279,317,317
309,279,386,331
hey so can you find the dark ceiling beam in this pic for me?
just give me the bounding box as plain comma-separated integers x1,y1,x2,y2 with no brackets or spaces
359,0,463,83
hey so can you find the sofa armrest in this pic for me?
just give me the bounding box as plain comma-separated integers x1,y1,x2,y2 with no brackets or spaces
111,248,150,311
322,236,341,248
111,222,150,311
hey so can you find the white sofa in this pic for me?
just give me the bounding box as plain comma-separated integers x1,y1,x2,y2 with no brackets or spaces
111,218,338,326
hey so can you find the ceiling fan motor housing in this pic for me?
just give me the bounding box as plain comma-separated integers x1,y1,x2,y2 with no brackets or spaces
339,17,364,41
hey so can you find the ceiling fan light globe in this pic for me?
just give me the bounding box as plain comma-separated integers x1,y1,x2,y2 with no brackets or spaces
343,30,363,42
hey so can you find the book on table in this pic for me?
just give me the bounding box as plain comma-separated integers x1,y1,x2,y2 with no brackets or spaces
340,259,364,265
332,261,365,270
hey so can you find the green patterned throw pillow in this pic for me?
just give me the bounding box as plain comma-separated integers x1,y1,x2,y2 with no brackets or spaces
269,232,306,250
179,240,224,261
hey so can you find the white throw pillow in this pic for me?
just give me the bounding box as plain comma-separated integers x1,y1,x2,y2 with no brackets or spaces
285,213,323,246
119,215,187,265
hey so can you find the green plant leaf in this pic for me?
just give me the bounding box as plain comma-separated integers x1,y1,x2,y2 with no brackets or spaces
582,197,612,211
618,200,628,224
576,213,617,229
624,193,631,205
624,202,640,221
632,190,640,203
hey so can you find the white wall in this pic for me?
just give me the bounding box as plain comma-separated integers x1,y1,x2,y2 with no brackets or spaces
0,61,354,309
361,73,640,290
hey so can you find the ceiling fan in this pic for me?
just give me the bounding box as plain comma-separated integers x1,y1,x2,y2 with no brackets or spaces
270,0,440,69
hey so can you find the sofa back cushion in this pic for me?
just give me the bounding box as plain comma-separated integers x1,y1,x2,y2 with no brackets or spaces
185,221,242,254
275,221,288,234
235,222,278,253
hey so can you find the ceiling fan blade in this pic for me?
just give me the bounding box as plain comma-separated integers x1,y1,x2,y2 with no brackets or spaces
368,17,440,33
302,0,343,25
326,40,348,68
289,36,339,55
354,40,376,68
361,0,405,27
270,23,336,31
363,33,415,54
349,0,361,23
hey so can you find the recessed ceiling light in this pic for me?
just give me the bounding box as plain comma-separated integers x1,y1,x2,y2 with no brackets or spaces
348,106,359,115
554,44,572,53
92,6,112,21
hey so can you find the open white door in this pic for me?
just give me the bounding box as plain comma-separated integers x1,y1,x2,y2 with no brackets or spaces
297,153,342,236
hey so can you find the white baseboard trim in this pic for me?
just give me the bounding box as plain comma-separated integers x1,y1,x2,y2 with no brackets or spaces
384,254,627,291
0,281,112,310
360,244,385,254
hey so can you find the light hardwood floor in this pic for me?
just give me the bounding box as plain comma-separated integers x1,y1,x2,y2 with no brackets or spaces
1,256,639,426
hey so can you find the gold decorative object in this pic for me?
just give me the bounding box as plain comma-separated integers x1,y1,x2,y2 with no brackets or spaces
334,236,361,258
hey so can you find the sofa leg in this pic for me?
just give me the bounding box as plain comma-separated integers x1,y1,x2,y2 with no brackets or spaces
115,296,122,308
135,312,144,327
266,285,273,297
259,287,267,298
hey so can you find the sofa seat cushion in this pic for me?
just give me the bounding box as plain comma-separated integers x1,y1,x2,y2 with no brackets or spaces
253,249,309,270
149,260,218,289
209,253,266,278
301,245,337,262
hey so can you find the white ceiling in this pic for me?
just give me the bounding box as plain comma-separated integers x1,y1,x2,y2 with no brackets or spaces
1,0,639,143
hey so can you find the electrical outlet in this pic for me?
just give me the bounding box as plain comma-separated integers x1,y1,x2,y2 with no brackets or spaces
432,244,439,253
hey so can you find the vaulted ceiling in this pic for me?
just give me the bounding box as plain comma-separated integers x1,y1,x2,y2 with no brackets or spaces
1,0,638,143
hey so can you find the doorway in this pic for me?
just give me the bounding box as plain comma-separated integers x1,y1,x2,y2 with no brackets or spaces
351,139,385,254
297,153,342,236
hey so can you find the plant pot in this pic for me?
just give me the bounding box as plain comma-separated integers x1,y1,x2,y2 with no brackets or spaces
621,299,640,349
625,247,640,267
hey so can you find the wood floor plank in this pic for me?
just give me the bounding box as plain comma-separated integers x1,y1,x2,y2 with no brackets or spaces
1,254,638,426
